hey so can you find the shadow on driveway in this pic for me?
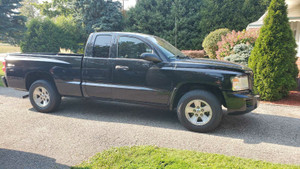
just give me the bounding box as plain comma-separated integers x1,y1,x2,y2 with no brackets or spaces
30,97,300,148
0,149,69,169
0,87,27,98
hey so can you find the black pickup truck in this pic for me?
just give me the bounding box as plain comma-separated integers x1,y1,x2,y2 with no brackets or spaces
1,32,258,132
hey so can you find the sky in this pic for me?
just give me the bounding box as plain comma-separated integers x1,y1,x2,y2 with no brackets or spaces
114,0,136,10
39,0,137,10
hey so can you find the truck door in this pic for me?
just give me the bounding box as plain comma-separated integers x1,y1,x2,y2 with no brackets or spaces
110,36,169,104
82,34,113,98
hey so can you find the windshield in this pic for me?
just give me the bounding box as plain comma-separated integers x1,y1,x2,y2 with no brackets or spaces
147,36,187,59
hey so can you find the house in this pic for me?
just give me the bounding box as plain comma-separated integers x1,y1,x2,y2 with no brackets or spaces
247,0,300,79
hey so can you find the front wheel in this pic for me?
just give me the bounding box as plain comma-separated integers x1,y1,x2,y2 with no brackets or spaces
29,80,61,113
177,90,223,132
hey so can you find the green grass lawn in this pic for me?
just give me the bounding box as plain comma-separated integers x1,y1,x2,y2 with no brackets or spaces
0,43,20,53
0,62,3,87
72,146,299,169
0,43,20,87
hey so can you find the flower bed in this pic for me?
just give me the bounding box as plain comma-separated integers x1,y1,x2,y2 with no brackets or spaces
261,91,300,106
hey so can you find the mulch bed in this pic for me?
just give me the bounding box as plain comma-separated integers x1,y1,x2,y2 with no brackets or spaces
261,90,300,106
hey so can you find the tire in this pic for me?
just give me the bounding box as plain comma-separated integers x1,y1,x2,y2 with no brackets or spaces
29,80,61,113
177,90,223,132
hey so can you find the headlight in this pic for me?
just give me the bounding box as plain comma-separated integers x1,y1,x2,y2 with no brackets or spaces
231,76,249,91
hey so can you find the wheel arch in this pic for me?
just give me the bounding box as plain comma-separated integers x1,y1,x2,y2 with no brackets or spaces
25,71,57,91
170,83,226,111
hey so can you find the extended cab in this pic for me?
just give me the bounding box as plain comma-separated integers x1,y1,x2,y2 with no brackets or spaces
1,32,258,132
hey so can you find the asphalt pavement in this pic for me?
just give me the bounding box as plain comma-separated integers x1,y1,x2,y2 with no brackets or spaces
0,87,299,168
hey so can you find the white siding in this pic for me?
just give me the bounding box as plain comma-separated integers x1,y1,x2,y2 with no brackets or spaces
290,22,300,57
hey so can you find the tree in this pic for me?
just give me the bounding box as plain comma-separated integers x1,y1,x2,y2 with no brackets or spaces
20,0,39,20
197,0,270,50
125,0,203,49
72,0,123,34
33,0,73,18
20,18,61,53
0,0,26,44
125,0,269,50
248,0,298,101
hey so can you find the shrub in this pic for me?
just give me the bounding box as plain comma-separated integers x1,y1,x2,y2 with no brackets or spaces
21,17,85,53
202,28,230,59
181,50,206,58
21,18,61,53
248,0,299,101
54,16,85,53
216,29,259,59
224,44,253,66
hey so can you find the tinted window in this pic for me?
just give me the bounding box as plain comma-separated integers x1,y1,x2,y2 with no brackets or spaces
118,37,152,59
93,35,112,58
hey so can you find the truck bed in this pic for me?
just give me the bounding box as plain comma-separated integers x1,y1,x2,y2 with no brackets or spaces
4,53,84,97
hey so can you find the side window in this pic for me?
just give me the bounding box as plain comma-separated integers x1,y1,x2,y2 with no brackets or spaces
118,36,152,59
93,35,112,58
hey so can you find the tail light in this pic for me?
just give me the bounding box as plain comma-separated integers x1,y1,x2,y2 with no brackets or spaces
2,61,6,73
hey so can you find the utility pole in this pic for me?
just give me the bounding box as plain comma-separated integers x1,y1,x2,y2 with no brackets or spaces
173,0,178,48
175,16,178,48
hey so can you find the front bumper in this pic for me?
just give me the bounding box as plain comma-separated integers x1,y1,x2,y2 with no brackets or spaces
1,76,8,87
223,91,259,115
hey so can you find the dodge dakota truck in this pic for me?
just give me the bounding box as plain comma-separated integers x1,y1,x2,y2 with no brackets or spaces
1,32,258,132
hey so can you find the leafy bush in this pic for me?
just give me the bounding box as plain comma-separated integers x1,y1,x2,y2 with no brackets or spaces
297,58,300,77
224,44,253,66
21,18,61,53
181,50,206,58
248,0,299,101
202,28,230,59
21,16,85,53
54,16,85,52
216,29,259,59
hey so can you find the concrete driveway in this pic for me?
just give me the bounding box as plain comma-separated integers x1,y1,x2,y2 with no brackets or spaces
0,87,299,169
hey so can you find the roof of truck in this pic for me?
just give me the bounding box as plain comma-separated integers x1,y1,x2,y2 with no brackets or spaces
93,32,154,38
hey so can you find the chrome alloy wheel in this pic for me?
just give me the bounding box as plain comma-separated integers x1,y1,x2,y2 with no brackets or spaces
33,87,50,108
185,99,213,125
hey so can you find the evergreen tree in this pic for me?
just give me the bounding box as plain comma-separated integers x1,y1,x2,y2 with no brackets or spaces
248,0,298,101
0,0,26,44
73,0,123,34
125,0,202,49
197,0,270,49
125,0,269,50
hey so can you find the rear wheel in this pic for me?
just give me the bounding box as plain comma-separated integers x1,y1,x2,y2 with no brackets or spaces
177,90,222,132
29,80,61,113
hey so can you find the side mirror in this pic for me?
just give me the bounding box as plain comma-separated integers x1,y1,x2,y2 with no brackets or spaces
141,53,162,63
